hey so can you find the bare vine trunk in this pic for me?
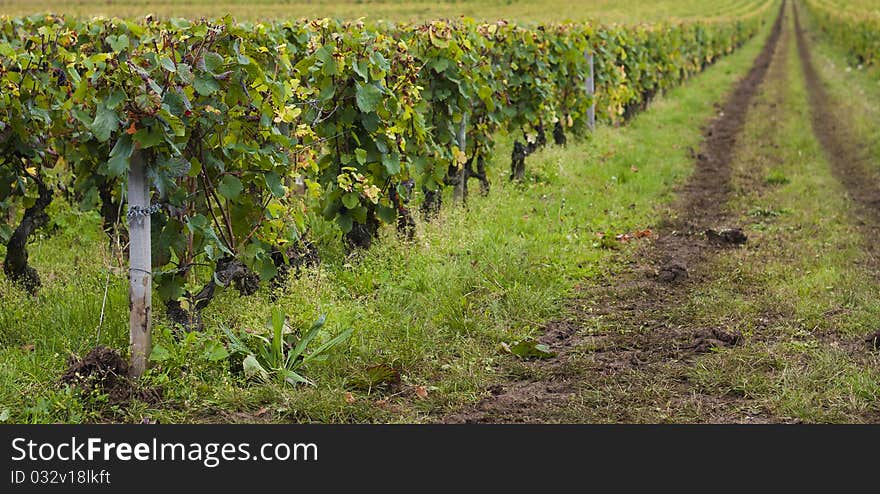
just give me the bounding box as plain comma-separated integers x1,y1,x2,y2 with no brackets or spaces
344,204,381,251
510,140,527,182
390,180,416,240
97,179,128,245
420,187,443,220
553,120,567,146
3,177,52,294
164,257,260,332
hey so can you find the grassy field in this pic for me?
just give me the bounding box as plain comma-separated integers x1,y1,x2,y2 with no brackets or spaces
0,4,779,424
0,0,772,23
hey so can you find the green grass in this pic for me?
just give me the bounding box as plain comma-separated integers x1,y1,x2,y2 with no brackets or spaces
0,0,772,23
0,5,780,424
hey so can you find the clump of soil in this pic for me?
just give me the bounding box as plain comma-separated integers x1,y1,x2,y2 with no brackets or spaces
60,346,160,405
865,331,880,351
657,262,688,283
61,346,128,392
687,328,744,353
706,228,748,245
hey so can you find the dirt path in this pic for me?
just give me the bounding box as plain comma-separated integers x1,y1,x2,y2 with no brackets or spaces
795,8,880,331
794,8,875,208
444,1,788,423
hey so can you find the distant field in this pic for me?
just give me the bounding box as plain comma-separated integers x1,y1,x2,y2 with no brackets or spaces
812,0,880,17
0,0,771,23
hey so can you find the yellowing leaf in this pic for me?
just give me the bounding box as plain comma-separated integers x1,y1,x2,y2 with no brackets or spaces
452,147,467,167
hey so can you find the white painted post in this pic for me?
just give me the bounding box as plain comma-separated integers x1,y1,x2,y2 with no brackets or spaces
128,150,151,378
454,112,468,202
586,51,596,131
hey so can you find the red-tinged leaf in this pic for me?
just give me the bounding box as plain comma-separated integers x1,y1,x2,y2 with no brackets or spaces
125,121,137,135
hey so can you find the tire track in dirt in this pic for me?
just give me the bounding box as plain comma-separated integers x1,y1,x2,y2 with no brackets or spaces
444,1,788,423
794,5,880,348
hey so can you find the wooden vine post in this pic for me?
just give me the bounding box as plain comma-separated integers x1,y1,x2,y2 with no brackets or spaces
586,51,596,131
128,150,152,378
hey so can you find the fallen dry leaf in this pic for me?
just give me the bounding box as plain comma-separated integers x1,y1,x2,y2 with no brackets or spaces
414,386,429,399
344,392,356,404
21,344,35,352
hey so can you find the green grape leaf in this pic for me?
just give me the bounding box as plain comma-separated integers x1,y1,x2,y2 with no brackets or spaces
381,153,400,175
150,344,171,362
355,83,382,113
265,171,285,198
336,213,353,234
377,204,397,224
194,74,220,96
342,192,359,210
218,175,243,200
89,104,119,142
159,56,177,73
107,135,134,177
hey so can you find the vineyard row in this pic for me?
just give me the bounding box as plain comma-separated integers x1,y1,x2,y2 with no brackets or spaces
0,7,770,347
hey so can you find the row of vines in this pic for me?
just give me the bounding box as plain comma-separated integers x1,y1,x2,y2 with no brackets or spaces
0,8,769,370
805,0,880,66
